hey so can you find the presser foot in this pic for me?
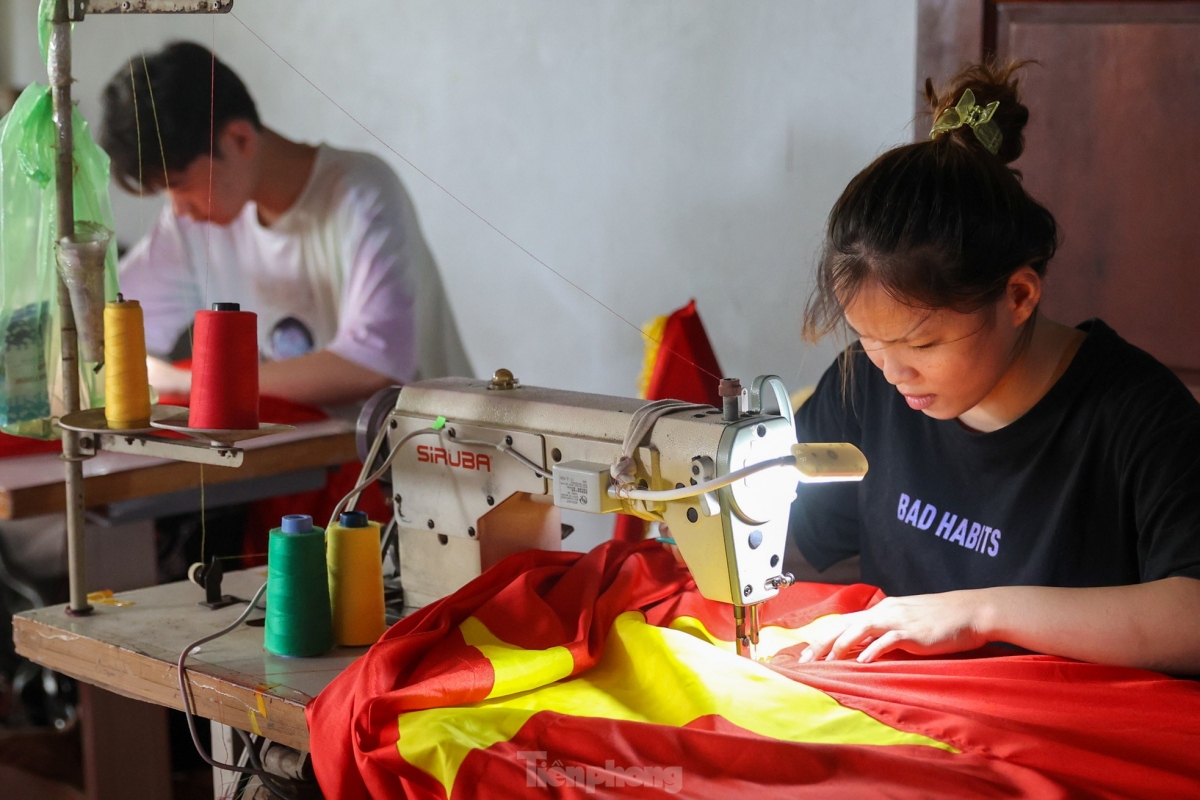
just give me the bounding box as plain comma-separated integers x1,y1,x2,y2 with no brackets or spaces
733,604,762,660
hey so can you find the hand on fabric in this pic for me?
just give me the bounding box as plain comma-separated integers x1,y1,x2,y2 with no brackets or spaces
146,355,193,396
798,591,989,663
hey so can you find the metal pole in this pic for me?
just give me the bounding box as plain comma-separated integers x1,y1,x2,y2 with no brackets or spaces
49,0,91,616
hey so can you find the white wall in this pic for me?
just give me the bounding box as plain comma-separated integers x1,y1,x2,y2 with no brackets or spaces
4,0,916,397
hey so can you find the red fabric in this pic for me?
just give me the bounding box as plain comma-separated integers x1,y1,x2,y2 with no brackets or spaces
457,717,1064,800
0,431,63,458
644,299,723,409
309,543,691,799
615,300,724,543
307,541,1200,799
767,654,1200,799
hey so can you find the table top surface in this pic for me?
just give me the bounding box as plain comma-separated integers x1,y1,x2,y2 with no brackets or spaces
14,568,362,751
0,418,358,520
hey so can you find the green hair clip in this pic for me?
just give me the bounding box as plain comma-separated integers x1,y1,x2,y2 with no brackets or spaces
929,89,1002,155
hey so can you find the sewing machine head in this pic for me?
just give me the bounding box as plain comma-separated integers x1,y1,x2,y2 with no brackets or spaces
360,370,866,656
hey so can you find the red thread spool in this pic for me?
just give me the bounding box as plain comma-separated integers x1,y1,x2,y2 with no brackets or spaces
189,302,260,430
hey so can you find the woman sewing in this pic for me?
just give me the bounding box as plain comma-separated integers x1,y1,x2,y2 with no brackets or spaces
787,62,1200,674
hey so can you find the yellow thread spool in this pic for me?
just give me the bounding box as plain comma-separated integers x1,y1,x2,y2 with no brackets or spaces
103,295,152,428
327,511,386,646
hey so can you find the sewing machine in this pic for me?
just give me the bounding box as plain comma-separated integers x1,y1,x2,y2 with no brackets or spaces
359,369,867,656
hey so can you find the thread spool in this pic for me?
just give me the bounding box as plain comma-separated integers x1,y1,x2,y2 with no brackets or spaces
103,294,152,428
264,515,333,658
327,510,386,646
190,302,259,430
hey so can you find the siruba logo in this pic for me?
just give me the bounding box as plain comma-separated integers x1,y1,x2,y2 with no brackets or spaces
416,445,492,472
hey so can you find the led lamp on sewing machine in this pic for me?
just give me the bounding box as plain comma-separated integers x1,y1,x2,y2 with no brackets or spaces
791,443,870,482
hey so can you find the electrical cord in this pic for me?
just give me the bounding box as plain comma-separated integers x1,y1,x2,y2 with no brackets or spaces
235,727,298,800
175,581,298,800
174,422,447,800
609,401,711,492
229,731,254,800
500,444,553,478
235,726,263,769
445,432,553,479
336,426,444,525
229,757,249,799
609,455,799,502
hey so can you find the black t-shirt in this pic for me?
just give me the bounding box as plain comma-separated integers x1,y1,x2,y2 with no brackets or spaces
789,320,1200,596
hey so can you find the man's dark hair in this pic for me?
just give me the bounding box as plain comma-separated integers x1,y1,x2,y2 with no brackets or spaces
100,41,261,193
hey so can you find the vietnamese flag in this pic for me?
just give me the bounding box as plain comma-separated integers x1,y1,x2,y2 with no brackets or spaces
636,299,723,409
308,541,1200,799
615,300,724,543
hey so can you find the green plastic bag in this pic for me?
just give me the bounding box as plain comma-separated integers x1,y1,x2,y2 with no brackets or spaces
0,84,119,438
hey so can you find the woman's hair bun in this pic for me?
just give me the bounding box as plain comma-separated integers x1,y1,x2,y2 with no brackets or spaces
925,60,1032,165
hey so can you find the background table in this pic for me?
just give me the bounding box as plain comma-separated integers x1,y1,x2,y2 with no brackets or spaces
3,420,361,799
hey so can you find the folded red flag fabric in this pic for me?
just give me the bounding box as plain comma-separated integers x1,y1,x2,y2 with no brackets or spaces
615,300,724,543
638,299,723,409
307,541,1200,799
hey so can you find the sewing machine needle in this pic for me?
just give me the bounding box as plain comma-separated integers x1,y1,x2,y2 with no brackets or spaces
748,603,760,661
734,605,751,658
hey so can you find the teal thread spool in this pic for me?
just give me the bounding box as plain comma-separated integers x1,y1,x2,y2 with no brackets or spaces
264,514,334,657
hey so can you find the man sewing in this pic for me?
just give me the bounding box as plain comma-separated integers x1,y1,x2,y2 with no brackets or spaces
100,41,469,410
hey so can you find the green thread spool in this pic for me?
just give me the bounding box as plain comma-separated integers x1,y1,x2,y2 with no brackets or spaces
265,514,334,657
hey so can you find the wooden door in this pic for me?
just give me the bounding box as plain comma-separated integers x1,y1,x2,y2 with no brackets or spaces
917,1,1200,385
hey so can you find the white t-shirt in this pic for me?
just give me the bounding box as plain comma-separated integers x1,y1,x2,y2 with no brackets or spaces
119,144,470,385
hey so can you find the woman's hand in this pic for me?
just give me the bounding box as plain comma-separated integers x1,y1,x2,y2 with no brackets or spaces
794,579,1200,674
799,591,991,663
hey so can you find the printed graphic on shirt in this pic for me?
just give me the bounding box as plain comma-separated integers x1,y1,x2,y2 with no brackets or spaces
896,493,1001,557
270,316,315,361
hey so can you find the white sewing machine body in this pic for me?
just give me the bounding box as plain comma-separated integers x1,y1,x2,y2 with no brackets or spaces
366,371,866,652
379,372,802,606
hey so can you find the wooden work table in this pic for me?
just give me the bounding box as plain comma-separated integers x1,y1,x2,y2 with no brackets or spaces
3,419,365,798
13,568,357,752
0,418,358,520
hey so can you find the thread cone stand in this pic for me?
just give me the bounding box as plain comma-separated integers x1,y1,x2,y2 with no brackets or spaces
62,406,293,448
57,405,288,467
150,414,293,447
44,0,235,619
59,404,186,435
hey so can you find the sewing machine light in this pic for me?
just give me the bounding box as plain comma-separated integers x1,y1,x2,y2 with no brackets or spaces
791,443,870,483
